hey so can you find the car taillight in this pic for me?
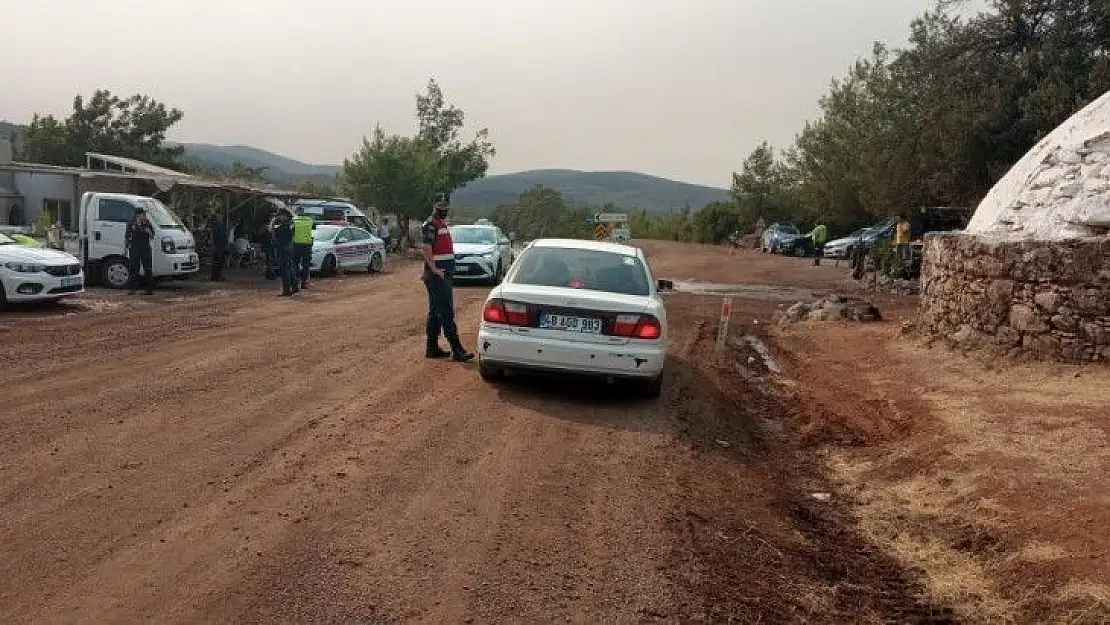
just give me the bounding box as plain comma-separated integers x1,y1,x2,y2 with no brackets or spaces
483,299,531,326
483,299,507,323
504,301,529,325
611,314,662,339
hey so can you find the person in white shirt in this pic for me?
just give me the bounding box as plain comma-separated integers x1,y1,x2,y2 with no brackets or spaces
378,218,392,252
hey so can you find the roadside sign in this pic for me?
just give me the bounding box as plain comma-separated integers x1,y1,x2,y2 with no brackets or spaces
715,297,733,352
611,227,631,244
594,223,611,241
596,213,628,224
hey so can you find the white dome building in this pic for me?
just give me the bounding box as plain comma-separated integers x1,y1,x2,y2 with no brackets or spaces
917,92,1110,363
966,91,1110,241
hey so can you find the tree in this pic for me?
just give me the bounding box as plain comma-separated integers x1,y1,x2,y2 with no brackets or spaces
227,161,268,183
489,185,569,240
342,79,495,243
735,0,1110,240
730,141,791,229
23,90,185,168
343,126,445,242
292,179,338,197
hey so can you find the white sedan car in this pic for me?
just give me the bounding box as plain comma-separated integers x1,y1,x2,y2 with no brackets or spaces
477,239,669,397
0,232,85,309
310,224,386,276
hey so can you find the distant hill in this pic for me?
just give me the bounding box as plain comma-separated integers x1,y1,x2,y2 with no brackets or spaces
179,143,342,183
450,169,729,212
1,134,729,211
181,144,729,211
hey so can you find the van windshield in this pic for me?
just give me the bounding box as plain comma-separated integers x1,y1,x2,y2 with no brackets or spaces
137,198,185,230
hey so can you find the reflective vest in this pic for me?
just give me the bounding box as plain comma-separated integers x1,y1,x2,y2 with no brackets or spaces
423,216,455,271
811,224,828,244
292,215,314,244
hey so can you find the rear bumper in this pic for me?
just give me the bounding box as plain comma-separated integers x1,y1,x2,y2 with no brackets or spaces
477,324,665,379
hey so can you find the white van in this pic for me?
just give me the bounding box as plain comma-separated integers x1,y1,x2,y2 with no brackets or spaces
291,199,376,232
65,192,198,289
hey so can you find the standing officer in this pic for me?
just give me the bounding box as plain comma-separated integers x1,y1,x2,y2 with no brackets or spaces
208,212,228,281
125,207,156,295
270,211,298,296
809,221,828,266
421,198,473,361
292,207,315,289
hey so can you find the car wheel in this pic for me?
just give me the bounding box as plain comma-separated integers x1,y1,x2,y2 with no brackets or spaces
0,282,8,311
491,261,503,286
103,257,130,289
478,358,503,382
638,374,663,399
322,254,338,277
368,252,384,273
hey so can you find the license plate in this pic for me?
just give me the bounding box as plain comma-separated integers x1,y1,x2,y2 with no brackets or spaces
455,265,470,273
61,276,81,288
540,313,602,334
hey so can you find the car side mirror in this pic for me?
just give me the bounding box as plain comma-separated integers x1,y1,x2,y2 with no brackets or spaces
656,279,673,291
500,237,510,245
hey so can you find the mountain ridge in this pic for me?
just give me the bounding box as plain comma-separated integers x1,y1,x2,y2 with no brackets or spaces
179,143,729,211
0,128,730,211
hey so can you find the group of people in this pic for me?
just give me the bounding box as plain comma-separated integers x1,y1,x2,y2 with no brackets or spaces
202,208,317,296
116,196,479,363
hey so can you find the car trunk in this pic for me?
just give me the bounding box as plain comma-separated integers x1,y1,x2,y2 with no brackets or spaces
492,284,653,346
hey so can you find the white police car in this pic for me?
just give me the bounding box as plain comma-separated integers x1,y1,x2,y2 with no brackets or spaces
310,224,386,276
0,232,85,309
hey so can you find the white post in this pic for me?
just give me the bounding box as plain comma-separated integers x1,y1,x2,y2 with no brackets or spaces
715,297,733,352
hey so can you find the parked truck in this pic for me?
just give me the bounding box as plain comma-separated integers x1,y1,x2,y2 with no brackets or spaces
64,192,199,289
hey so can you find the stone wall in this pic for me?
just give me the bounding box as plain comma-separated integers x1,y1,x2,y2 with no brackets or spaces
917,232,1110,362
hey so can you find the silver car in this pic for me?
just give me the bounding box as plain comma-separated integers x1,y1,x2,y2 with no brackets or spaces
823,228,868,259
450,224,514,285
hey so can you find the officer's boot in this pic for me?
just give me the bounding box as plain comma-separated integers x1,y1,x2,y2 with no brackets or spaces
426,338,451,359
446,333,474,362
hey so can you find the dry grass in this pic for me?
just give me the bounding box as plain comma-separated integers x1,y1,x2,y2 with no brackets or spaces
819,339,1110,623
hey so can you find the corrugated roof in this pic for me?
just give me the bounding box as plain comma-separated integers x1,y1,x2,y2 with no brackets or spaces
85,152,190,177
0,159,310,198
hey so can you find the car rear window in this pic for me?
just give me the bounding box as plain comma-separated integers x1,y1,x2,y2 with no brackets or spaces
509,247,651,296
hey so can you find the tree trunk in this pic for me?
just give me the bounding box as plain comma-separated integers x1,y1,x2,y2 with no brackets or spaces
398,215,412,250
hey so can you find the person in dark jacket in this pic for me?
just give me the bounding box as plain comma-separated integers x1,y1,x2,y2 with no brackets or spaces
421,199,473,361
125,207,156,295
208,213,228,281
270,211,298,296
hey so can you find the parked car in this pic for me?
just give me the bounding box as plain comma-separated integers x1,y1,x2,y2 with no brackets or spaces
781,234,816,257
823,228,869,259
310,224,385,276
760,223,801,253
476,238,669,397
1,231,85,309
856,216,899,252
449,224,514,285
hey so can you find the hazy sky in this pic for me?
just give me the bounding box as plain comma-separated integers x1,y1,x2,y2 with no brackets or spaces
2,0,940,187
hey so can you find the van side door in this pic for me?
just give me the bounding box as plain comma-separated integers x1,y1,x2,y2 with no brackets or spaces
90,197,135,260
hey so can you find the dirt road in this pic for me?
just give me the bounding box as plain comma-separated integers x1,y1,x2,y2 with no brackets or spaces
2,242,1064,623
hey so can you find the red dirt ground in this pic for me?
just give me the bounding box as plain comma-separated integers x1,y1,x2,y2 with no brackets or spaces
1,240,1105,623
